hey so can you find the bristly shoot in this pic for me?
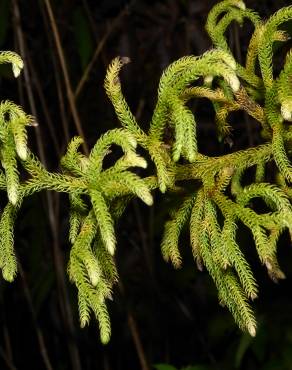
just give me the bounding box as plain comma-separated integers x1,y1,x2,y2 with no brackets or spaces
1,0,292,343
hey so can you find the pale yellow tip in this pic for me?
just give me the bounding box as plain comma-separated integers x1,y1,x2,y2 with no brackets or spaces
204,75,213,85
229,75,240,92
281,103,292,122
16,144,27,160
106,240,115,256
8,186,18,205
12,60,24,78
248,324,256,337
143,193,153,206
236,1,246,10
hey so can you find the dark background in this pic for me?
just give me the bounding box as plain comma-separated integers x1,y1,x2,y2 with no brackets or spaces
1,0,292,369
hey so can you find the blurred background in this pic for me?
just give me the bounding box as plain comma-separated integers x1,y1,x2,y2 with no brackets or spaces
1,0,292,369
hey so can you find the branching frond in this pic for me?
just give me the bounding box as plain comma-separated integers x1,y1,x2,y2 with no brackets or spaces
0,51,23,77
2,0,292,343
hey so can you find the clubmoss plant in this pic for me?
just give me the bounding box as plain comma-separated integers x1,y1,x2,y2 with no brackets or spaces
1,0,292,343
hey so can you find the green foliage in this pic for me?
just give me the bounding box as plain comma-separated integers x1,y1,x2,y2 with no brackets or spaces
1,0,292,344
154,365,177,370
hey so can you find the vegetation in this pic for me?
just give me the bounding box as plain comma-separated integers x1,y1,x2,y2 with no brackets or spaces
1,1,292,367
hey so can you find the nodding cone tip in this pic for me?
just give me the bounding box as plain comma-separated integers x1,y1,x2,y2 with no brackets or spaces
204,75,213,85
16,143,28,161
225,73,240,92
120,56,131,65
12,59,24,78
136,157,147,169
8,185,18,205
80,319,89,329
2,269,15,283
142,192,153,206
125,151,147,168
274,30,290,43
106,240,116,256
235,0,246,10
88,269,100,287
159,181,167,193
28,119,38,127
248,324,256,337
281,101,292,122
132,155,147,169
101,333,111,345
265,259,275,271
